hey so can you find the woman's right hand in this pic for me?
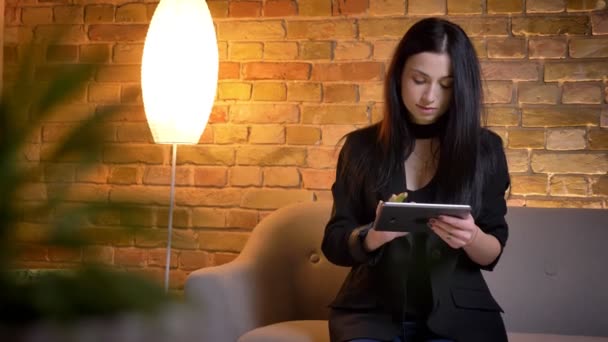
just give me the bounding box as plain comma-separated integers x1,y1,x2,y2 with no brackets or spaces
363,200,408,252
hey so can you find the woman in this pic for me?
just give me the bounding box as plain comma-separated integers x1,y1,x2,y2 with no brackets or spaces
321,18,510,342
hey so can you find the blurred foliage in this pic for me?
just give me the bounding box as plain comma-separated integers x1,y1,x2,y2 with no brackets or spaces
0,37,169,325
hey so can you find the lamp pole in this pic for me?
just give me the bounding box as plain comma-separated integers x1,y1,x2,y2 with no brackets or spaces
164,143,177,291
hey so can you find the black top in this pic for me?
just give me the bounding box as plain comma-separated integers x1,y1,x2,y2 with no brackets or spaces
322,124,510,342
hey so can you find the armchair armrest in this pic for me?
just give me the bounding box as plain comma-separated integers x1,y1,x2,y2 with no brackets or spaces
185,258,296,342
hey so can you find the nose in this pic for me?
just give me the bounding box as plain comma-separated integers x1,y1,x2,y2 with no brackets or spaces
420,85,436,105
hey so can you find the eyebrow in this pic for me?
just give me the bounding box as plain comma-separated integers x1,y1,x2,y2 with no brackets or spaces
411,68,453,79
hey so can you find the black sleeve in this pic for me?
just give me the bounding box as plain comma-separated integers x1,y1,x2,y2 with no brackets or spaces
321,136,384,267
475,132,510,271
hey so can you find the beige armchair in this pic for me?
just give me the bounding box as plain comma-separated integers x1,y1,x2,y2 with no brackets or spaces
184,201,346,342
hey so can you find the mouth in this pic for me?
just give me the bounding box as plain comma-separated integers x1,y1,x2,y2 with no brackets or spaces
416,104,436,111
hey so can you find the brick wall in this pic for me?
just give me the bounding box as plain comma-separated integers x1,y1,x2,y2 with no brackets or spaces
3,0,607,290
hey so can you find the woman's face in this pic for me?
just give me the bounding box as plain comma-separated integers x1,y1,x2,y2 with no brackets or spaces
400,52,453,125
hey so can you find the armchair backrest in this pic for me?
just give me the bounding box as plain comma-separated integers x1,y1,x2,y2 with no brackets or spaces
236,201,349,320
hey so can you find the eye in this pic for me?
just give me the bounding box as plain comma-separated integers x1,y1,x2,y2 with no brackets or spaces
413,78,425,85
440,83,453,90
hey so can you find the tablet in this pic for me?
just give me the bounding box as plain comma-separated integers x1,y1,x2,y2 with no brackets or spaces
374,202,472,233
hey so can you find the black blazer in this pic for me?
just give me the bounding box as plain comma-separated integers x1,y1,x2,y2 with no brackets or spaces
322,126,510,342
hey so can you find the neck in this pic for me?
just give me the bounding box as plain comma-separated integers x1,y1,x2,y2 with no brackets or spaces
408,118,444,139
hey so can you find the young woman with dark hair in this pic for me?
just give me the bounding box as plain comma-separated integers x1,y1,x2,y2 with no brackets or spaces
322,18,510,342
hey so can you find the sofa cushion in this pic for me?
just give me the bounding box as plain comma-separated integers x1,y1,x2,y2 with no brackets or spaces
508,333,608,342
238,320,329,342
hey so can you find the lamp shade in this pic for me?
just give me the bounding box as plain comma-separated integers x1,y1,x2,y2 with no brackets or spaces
141,0,218,144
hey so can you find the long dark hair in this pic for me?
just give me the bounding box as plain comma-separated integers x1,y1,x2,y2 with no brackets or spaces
339,18,486,215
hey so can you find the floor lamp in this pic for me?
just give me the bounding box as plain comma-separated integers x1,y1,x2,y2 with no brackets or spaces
141,0,218,292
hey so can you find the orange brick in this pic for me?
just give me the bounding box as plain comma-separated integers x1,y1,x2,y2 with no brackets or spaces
562,83,603,104
322,125,358,145
531,152,607,174
241,189,312,209
359,18,414,38
481,61,539,81
193,166,227,187
300,41,332,60
96,65,140,82
264,0,297,17
249,125,285,144
157,207,190,229
219,62,240,80
176,146,235,166
218,82,252,100
408,0,446,14
236,146,306,166
510,174,548,195
591,12,608,34
89,24,148,42
49,247,82,263
243,62,310,80
373,40,398,60
306,147,340,168
299,0,332,16
545,61,608,81
333,0,369,15
22,7,53,25
286,126,321,145
227,209,258,229
287,20,355,39
302,105,368,125
360,82,384,102
192,207,226,228
148,249,179,268
179,251,211,271
522,107,598,127
370,0,405,15
508,129,545,149
529,38,567,59
526,0,566,12
198,231,249,252
487,38,526,59
567,0,604,11
44,163,75,182
264,42,298,60
230,104,299,123
569,38,608,58
287,82,322,102
591,176,608,196
46,45,78,62
83,246,113,265
34,25,85,44
213,252,238,265
518,83,559,104
263,167,300,187
84,5,114,24
104,145,164,164
88,83,121,103
229,1,261,17
550,175,588,197
210,106,228,124
217,21,284,40
589,129,608,150
109,166,139,185
252,82,286,101
76,164,108,183
505,150,530,173
143,166,192,186
483,81,513,104
334,41,372,60
485,107,519,127
116,3,147,22
116,122,154,142
80,44,110,63
213,124,248,144
324,84,359,103
487,0,523,13
512,17,589,36
208,1,229,18
115,248,146,267
113,43,144,63
230,166,262,186
447,0,482,14
229,42,263,60
312,62,384,81
301,168,335,190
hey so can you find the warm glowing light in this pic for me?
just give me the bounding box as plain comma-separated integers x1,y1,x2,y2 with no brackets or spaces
141,0,218,144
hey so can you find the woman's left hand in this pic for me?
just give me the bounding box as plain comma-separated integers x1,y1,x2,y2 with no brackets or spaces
428,213,480,249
